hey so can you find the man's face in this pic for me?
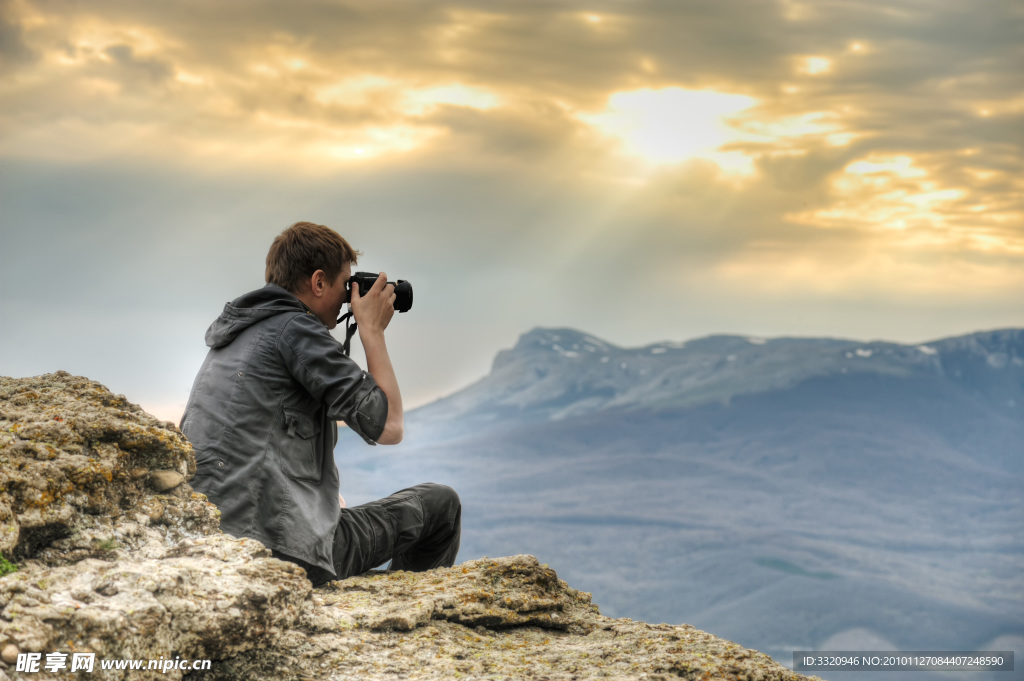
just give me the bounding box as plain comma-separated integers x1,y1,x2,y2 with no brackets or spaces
320,262,352,330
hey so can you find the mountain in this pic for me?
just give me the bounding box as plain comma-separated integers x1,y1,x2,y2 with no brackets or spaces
412,326,1023,434
337,327,1024,679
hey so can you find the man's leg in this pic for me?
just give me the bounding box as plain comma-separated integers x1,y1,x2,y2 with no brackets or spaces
330,482,461,580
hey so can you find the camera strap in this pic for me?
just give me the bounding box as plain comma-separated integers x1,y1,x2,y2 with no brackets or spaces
338,311,358,357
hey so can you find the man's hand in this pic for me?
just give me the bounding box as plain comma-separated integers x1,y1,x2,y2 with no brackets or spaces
350,272,396,335
339,493,346,509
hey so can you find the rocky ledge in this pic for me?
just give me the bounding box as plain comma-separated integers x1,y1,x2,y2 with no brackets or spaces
0,372,818,681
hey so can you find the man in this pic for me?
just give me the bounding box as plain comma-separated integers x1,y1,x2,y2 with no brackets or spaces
181,221,461,585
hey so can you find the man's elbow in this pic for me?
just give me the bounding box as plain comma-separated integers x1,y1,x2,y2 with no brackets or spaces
377,423,404,445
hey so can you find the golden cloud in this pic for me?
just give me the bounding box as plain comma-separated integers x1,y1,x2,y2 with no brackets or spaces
2,0,1020,306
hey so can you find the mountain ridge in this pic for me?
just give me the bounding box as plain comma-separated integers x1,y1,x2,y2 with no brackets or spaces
408,326,1023,436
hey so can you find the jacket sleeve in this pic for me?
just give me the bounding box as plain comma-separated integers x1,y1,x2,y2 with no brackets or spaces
278,313,389,445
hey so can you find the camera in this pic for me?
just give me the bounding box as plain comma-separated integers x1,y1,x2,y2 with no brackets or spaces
347,271,413,313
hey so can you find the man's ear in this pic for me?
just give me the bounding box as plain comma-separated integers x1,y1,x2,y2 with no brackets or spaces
310,270,326,297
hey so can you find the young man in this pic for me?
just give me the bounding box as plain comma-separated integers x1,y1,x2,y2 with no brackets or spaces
181,221,461,585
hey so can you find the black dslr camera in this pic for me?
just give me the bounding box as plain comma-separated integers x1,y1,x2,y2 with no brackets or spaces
346,271,413,313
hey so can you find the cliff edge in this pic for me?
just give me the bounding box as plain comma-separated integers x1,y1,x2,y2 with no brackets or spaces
0,372,818,681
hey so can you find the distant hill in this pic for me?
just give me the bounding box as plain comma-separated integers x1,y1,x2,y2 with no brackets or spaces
337,328,1024,678
412,327,1023,434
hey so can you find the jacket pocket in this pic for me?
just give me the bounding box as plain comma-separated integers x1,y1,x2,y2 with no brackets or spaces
278,407,323,483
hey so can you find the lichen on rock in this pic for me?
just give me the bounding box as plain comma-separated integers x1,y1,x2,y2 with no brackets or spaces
0,371,215,563
0,373,820,681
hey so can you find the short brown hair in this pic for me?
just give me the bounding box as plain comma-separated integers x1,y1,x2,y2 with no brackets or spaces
265,222,360,293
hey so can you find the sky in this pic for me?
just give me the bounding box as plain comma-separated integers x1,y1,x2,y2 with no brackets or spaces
1,0,1022,422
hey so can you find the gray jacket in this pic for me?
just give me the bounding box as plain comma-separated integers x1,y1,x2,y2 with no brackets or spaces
181,284,387,576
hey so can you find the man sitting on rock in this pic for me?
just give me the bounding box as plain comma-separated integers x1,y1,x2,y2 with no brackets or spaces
180,221,461,585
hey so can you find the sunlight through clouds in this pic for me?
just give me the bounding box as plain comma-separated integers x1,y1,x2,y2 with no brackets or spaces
786,152,1024,256
401,84,501,115
322,125,442,161
732,109,861,151
798,56,832,75
2,0,1021,353
579,88,758,172
314,74,401,107
578,89,867,176
846,155,926,179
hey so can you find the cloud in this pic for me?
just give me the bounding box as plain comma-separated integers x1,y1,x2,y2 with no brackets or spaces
3,1,1020,164
103,43,173,83
1,0,1021,408
0,10,37,66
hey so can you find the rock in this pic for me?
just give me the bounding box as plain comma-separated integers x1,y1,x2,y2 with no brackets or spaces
0,372,214,562
0,373,820,681
148,470,185,492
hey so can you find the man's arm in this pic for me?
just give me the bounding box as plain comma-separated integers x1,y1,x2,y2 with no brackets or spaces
351,273,404,445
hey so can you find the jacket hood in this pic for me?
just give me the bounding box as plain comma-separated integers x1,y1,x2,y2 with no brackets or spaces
205,284,316,348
